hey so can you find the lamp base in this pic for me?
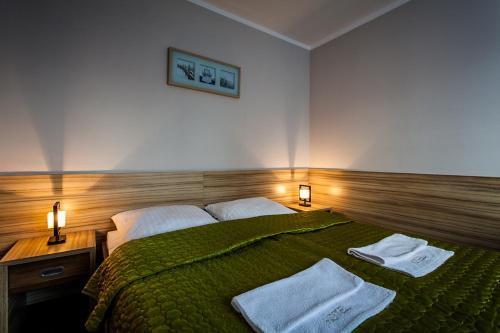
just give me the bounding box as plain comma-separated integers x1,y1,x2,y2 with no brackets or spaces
299,202,311,207
48,234,66,245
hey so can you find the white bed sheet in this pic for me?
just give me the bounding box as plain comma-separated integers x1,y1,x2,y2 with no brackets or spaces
106,230,122,255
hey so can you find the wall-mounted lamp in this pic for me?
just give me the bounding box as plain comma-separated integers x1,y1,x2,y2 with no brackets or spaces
299,184,311,207
47,201,66,245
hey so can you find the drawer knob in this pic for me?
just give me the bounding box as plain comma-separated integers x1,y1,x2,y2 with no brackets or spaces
40,266,65,278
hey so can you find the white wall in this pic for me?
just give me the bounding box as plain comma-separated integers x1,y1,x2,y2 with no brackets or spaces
310,0,500,177
0,0,309,172
3,0,499,177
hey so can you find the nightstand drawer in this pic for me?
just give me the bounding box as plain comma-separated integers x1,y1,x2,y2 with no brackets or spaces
9,253,90,293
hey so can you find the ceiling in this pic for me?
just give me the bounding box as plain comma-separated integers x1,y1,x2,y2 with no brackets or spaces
188,0,411,49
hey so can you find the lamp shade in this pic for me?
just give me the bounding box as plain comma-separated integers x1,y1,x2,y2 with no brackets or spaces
299,187,310,200
299,184,311,203
47,210,66,229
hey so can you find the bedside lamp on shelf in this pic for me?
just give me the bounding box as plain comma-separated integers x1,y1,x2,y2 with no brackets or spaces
47,201,66,245
299,185,311,207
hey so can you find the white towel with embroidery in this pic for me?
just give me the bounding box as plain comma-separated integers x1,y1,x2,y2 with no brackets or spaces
231,258,395,333
348,233,454,277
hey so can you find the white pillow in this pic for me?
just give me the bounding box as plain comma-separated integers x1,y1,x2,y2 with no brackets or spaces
205,197,296,221
106,230,122,255
111,205,217,246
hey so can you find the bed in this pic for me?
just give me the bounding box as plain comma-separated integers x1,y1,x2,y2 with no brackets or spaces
86,211,500,332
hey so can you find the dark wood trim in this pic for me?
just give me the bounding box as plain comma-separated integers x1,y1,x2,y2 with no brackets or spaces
102,241,108,260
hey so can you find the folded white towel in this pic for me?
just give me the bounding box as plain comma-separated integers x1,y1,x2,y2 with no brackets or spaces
232,258,396,333
348,234,454,277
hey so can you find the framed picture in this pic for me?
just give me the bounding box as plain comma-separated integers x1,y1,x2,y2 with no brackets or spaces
167,47,240,98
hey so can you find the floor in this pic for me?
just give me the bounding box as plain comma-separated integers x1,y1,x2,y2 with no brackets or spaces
21,294,88,333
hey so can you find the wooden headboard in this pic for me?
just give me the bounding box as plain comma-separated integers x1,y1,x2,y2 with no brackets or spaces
0,167,498,254
0,169,307,254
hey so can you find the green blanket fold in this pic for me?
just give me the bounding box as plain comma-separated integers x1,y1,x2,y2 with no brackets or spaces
83,211,351,331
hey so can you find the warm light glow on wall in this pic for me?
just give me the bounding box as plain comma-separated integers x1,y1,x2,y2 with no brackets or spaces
276,185,287,194
329,187,343,196
47,211,66,229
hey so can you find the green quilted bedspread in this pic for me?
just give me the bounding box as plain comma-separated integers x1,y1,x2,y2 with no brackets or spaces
83,211,500,332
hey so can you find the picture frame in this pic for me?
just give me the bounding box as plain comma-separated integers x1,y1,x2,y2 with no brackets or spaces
167,47,241,98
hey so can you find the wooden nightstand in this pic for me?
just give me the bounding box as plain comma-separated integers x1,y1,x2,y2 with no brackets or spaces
0,230,96,333
286,203,332,212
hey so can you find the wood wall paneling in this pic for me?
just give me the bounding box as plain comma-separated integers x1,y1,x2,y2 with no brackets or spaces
0,168,498,254
0,173,204,255
309,169,500,249
0,169,306,255
203,169,308,205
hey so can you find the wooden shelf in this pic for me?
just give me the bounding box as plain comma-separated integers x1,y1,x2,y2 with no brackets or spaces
285,203,332,212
